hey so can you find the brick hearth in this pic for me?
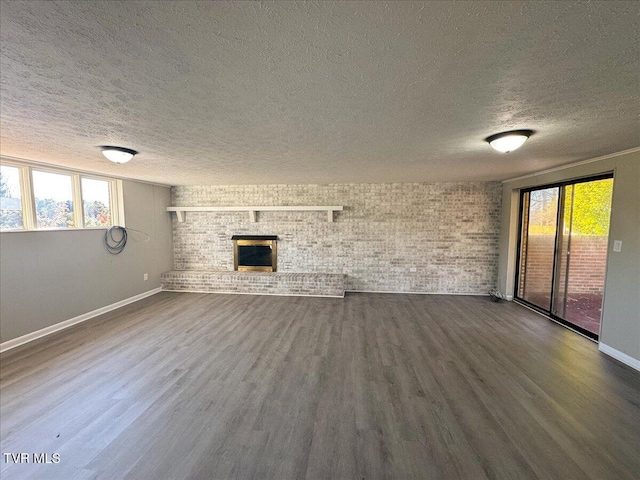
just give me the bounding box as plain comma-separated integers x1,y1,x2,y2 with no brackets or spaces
161,270,346,298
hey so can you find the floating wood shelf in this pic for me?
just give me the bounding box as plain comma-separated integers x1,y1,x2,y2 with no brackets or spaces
167,206,344,223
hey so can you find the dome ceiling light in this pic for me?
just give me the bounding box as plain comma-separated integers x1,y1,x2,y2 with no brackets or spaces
100,146,138,164
485,130,534,153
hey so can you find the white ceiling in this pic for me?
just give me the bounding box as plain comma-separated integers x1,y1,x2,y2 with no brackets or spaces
1,1,638,185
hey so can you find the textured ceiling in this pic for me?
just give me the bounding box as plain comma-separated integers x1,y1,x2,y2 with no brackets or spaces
1,1,638,185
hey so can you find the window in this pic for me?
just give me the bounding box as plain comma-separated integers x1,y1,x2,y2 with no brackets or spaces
82,177,112,227
0,165,24,230
0,161,121,232
33,170,75,228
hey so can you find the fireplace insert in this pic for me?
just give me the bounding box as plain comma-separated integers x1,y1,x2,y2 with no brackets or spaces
232,235,277,272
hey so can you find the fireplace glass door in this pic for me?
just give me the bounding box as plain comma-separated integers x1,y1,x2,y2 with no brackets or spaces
233,237,277,272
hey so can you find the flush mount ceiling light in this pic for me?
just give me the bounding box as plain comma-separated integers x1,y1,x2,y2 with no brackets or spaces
485,130,534,153
100,146,138,164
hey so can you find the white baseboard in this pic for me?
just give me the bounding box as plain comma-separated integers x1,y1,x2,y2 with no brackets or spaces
0,288,162,354
598,343,640,372
162,288,344,299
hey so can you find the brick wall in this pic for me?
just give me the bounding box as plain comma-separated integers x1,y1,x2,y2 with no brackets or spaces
520,235,609,295
171,182,502,294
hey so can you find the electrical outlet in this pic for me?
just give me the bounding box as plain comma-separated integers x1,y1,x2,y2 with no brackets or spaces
143,273,148,281
410,267,417,272
613,240,622,252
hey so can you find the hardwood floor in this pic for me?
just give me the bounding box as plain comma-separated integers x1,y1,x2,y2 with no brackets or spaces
1,292,639,480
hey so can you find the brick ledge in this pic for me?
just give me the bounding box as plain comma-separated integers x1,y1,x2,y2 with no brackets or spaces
161,270,345,298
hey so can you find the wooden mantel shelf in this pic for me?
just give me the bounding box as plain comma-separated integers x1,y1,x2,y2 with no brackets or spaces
167,205,344,223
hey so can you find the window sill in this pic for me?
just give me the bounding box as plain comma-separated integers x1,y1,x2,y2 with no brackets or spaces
0,226,116,234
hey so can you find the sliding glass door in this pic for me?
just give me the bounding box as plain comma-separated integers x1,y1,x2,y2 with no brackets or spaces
516,175,613,339
517,187,560,311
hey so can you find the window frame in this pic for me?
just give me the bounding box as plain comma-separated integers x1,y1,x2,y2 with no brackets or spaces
0,162,31,231
31,166,78,230
0,159,123,232
79,174,118,228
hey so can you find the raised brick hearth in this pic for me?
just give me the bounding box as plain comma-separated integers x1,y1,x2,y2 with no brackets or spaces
161,270,346,297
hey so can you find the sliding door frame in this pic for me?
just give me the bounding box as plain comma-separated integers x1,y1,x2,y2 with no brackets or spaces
514,172,614,341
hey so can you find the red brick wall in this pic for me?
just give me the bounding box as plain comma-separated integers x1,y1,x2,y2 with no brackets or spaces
519,235,609,295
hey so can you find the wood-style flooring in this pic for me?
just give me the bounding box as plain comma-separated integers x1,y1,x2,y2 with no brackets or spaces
1,292,639,479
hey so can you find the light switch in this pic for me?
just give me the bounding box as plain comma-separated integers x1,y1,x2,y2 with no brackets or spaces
613,240,622,252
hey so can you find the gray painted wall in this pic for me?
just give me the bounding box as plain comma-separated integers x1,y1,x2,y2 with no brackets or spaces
498,150,640,363
0,180,173,343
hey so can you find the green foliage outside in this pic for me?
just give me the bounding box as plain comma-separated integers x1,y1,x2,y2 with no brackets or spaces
84,200,111,227
35,197,75,228
0,207,23,229
528,179,613,236
568,180,613,235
